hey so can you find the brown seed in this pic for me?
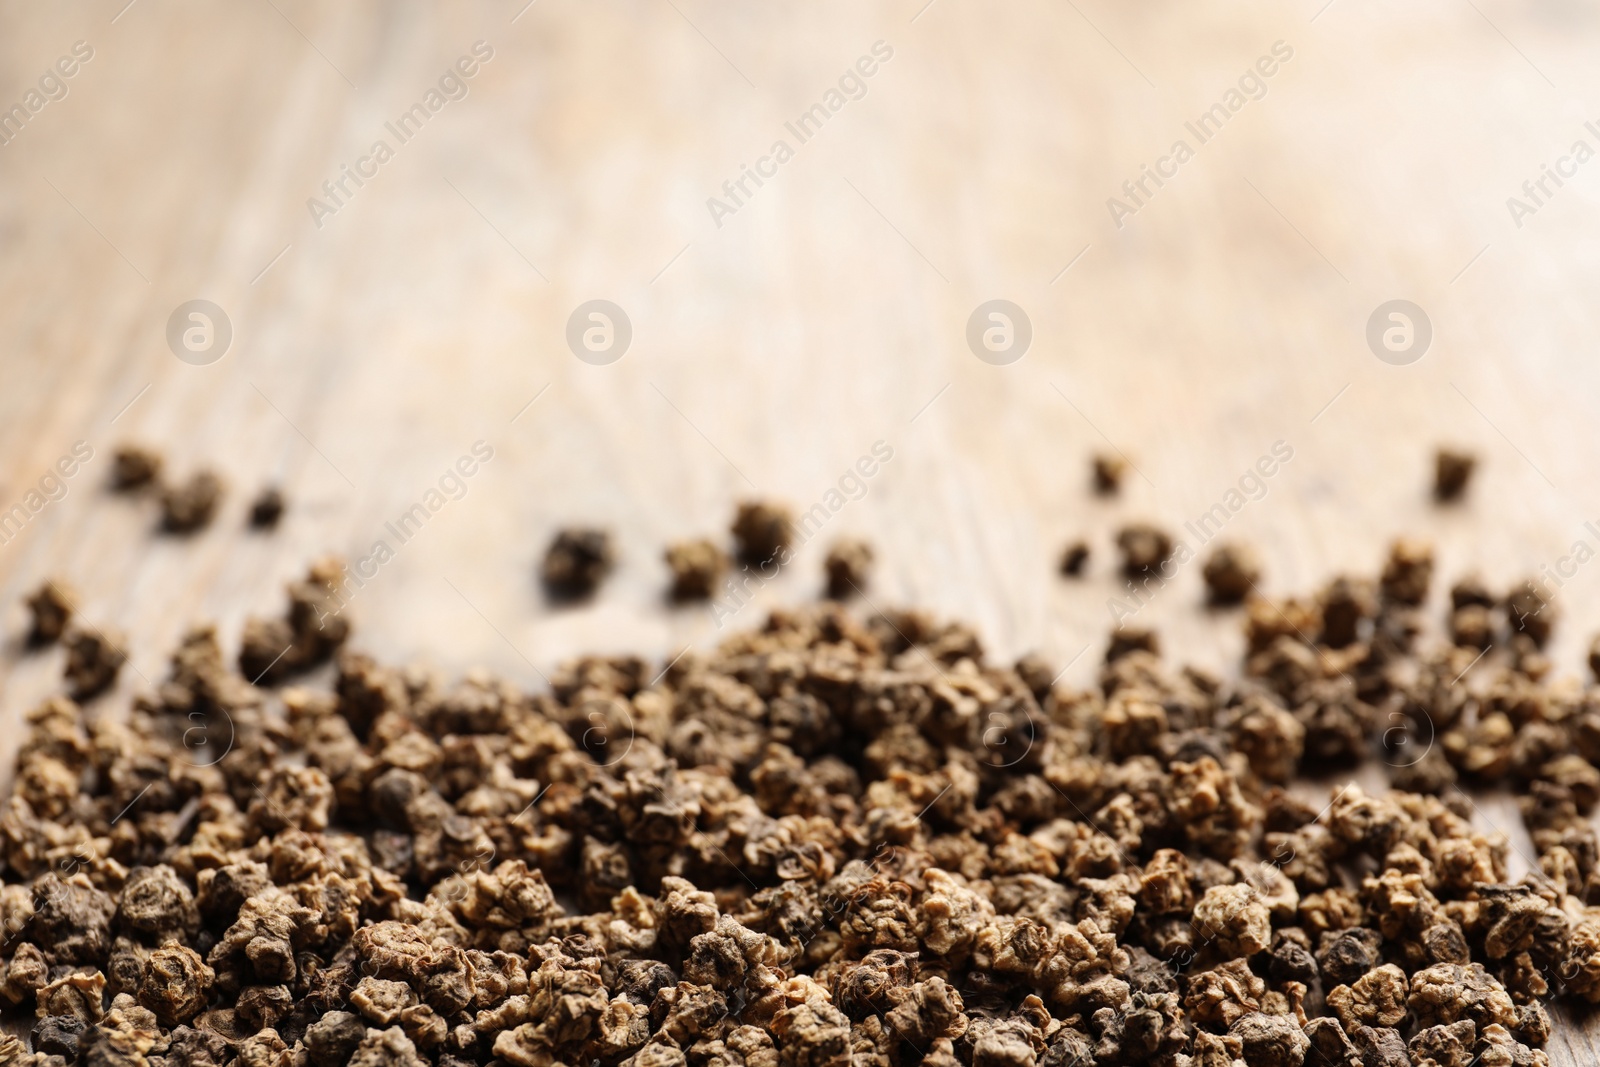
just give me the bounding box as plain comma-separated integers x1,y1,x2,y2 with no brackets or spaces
161,470,224,533
731,500,794,565
542,527,614,599
1059,540,1090,577
1116,522,1174,576
1193,883,1272,958
137,944,212,1026
1450,574,1495,609
62,623,128,699
1106,626,1159,662
664,538,727,600
1505,578,1555,647
249,486,285,528
1228,1012,1309,1067
1092,452,1128,495
1449,605,1494,650
823,538,874,599
1013,652,1056,699
1203,542,1262,603
1318,576,1376,648
238,618,295,690
111,445,162,490
24,579,75,645
1327,964,1409,1031
1379,537,1433,606
239,557,351,683
1434,448,1476,502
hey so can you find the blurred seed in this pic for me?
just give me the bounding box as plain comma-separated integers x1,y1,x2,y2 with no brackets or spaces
1202,542,1261,604
664,538,727,601
823,538,874,600
1059,539,1090,577
161,471,224,533
111,445,163,491
63,624,127,699
25,579,75,645
250,486,285,529
543,528,614,600
1116,522,1174,577
1093,453,1128,496
1434,449,1476,502
731,501,794,566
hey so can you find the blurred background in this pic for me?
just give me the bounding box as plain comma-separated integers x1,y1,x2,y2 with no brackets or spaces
1,0,1599,748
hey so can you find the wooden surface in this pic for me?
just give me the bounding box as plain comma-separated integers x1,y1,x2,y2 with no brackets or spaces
2,0,1600,1057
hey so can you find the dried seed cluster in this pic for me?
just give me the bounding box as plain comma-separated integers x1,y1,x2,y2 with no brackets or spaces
110,446,224,535
4,530,1600,1067
23,581,129,702
238,560,352,686
110,445,283,535
573,502,874,604
1064,450,1475,586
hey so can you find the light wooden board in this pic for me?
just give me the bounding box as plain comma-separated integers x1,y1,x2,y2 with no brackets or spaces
1,0,1599,1057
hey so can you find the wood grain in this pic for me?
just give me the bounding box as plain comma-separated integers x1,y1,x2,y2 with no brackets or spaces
1,0,1599,1057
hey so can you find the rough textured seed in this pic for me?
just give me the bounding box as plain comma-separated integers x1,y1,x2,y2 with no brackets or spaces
161,470,224,532
730,500,794,565
249,486,285,528
111,445,163,490
1192,883,1272,959
1203,542,1262,604
238,557,351,683
137,944,213,1026
1327,964,1409,1031
823,538,874,600
1506,580,1556,647
664,538,727,600
1116,523,1174,577
1434,449,1476,502
1092,452,1127,495
1059,540,1090,577
541,527,614,599
1380,538,1434,606
25,579,75,644
1229,1012,1310,1067
62,623,128,699
1409,1019,1476,1067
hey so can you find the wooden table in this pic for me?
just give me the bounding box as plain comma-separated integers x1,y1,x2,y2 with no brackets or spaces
1,0,1598,1057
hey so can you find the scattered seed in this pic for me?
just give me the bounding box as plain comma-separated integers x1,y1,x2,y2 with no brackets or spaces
665,538,727,601
823,538,874,599
1117,522,1174,577
250,486,286,529
62,623,127,699
1434,449,1477,502
731,500,794,566
110,445,163,491
1203,542,1262,604
542,527,614,600
24,579,75,645
1093,452,1128,495
160,471,224,533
